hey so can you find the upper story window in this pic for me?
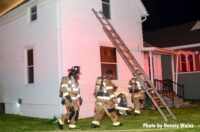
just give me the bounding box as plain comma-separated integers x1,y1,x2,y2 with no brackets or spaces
102,0,111,19
100,46,117,80
27,49,34,84
178,51,200,72
30,5,37,22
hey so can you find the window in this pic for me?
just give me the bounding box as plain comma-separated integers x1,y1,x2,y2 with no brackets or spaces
30,5,37,22
27,49,34,83
178,51,200,72
195,53,200,71
102,0,111,19
178,54,187,72
188,55,194,71
100,46,117,80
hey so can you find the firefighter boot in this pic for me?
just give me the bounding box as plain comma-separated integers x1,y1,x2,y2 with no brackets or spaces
57,119,64,130
69,124,77,129
91,121,100,128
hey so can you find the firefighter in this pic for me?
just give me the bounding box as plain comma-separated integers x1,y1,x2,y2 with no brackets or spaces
91,70,122,128
58,66,83,129
128,77,145,115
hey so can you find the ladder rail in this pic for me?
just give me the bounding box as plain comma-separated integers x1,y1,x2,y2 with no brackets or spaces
92,9,151,84
92,8,176,121
102,19,168,104
104,27,172,121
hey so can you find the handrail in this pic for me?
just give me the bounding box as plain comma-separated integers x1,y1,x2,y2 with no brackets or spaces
154,79,185,100
163,79,184,98
154,79,174,104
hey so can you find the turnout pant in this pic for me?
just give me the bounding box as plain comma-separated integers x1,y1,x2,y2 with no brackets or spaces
132,91,145,114
60,99,79,126
92,100,120,126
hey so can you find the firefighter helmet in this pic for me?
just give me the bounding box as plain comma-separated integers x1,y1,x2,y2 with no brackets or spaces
116,93,130,115
68,66,80,79
104,69,113,79
117,93,128,107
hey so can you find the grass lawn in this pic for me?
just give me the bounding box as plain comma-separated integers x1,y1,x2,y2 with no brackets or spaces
0,108,200,132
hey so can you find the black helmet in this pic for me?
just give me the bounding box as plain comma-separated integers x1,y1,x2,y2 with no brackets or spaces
117,93,128,107
104,69,113,79
68,66,80,79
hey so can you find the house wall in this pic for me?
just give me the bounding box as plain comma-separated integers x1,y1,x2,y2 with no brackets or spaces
178,72,200,100
0,0,61,118
59,0,145,118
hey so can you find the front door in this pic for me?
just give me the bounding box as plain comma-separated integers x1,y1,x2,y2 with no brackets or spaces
161,54,172,80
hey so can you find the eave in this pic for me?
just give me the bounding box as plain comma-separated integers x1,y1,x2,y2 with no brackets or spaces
0,0,27,17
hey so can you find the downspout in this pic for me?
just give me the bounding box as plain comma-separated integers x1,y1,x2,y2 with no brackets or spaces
141,16,147,22
140,15,147,72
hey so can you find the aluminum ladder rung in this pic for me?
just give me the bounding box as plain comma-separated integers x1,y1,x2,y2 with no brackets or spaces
153,97,160,100
148,88,155,91
159,106,166,109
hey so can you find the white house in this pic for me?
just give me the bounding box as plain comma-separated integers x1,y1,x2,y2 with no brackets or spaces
0,0,148,118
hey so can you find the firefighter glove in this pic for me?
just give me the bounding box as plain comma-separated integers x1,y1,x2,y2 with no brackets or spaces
131,98,134,103
61,98,65,105
128,88,133,93
65,95,72,102
79,97,83,106
59,91,63,97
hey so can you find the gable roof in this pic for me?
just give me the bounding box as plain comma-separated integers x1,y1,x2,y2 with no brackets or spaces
144,20,200,48
0,0,149,18
191,21,200,31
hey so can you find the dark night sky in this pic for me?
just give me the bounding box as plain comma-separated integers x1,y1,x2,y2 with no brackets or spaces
142,0,200,32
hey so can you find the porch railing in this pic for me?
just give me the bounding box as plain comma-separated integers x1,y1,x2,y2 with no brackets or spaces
163,79,185,99
154,79,175,104
154,79,185,100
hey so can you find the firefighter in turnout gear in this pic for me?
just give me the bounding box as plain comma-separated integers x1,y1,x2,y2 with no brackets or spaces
128,77,145,115
58,66,83,129
91,70,122,128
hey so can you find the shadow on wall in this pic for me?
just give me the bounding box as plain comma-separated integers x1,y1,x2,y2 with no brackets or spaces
0,102,5,114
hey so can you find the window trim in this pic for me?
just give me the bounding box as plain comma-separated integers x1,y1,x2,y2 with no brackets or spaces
26,48,34,84
100,46,118,80
30,5,37,22
178,51,200,73
102,0,111,19
179,54,187,72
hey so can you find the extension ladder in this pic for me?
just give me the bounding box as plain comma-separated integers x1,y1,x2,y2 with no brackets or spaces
92,8,176,122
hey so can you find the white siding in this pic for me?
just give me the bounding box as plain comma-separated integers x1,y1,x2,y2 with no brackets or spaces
0,0,60,118
60,0,145,118
0,0,147,119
